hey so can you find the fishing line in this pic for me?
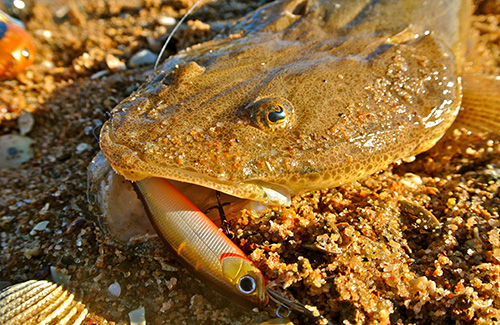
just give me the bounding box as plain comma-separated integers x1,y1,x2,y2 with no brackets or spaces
154,0,204,70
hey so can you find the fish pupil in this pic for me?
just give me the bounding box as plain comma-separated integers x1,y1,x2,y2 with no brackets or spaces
267,104,286,123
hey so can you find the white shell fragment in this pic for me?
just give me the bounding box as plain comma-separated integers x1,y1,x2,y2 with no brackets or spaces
0,280,88,325
50,266,71,287
31,221,49,234
87,152,156,243
129,306,146,325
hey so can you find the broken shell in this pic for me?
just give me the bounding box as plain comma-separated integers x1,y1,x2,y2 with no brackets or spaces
0,280,88,325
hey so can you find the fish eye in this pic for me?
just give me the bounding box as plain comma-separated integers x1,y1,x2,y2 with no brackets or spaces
238,275,257,294
21,49,30,59
250,97,295,133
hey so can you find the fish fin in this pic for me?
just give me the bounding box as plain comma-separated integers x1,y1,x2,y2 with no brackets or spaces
453,75,500,134
235,0,306,33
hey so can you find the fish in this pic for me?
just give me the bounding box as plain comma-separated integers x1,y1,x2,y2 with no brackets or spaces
99,0,500,207
92,0,500,314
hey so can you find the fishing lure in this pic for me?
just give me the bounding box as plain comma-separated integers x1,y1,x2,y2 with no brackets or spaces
133,177,269,308
0,9,35,80
134,177,329,321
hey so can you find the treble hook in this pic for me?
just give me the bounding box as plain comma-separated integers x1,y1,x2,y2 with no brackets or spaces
216,190,235,240
266,288,333,324
275,303,292,319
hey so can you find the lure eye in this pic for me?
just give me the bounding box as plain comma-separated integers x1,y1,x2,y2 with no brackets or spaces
250,97,295,133
238,275,257,294
21,48,30,59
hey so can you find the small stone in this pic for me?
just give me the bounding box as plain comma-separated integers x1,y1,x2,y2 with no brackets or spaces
157,15,176,26
53,6,70,19
400,173,423,190
50,266,71,286
41,60,55,69
90,70,108,79
34,29,52,38
106,54,127,72
75,143,92,154
18,111,35,135
24,246,42,259
108,281,121,297
189,294,206,310
30,221,49,235
160,299,173,312
39,203,50,216
128,49,157,68
129,306,146,325
187,19,210,32
0,134,34,169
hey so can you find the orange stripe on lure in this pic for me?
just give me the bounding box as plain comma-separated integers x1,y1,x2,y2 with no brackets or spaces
133,177,268,308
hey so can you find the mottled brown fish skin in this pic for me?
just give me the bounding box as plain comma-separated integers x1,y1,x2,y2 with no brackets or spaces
100,0,470,205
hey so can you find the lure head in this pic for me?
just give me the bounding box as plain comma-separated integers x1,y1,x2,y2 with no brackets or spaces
220,253,268,308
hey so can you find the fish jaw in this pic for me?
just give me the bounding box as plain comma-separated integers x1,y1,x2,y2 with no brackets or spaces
100,129,292,206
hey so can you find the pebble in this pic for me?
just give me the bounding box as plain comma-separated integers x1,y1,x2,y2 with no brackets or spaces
399,173,423,190
24,246,41,259
108,281,121,297
129,306,146,325
128,49,157,67
50,266,70,286
34,29,52,38
30,221,49,235
18,111,34,135
106,54,127,72
157,15,176,26
39,202,50,216
75,142,92,154
90,70,109,79
53,6,70,19
0,134,34,169
41,60,55,69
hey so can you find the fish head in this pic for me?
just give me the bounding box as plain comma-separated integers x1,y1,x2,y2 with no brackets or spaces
100,3,460,206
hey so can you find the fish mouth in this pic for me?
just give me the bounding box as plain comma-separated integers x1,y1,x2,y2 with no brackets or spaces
105,154,292,207
89,151,291,242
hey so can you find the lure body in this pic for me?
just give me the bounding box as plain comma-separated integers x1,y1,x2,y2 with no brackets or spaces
134,177,268,308
0,10,35,80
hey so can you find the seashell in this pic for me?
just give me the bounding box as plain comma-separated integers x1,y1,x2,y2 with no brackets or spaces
0,280,88,325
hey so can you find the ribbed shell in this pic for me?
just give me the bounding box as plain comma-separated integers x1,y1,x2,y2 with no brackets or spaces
0,280,88,325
